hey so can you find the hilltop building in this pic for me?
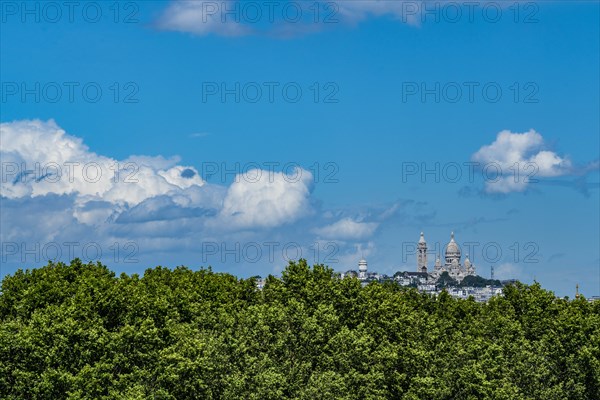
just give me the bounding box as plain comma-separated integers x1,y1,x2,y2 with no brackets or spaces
341,232,477,284
419,231,476,282
255,231,508,303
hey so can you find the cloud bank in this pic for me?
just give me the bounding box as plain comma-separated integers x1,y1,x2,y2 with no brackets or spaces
1,120,205,209
1,120,384,273
0,120,313,230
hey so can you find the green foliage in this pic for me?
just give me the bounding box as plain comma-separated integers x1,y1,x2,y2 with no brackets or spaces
1,259,598,399
459,275,502,288
436,271,458,288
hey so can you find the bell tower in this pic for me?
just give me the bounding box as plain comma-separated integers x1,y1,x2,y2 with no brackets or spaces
417,232,428,273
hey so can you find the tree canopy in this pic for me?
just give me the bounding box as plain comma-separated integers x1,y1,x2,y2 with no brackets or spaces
1,259,599,399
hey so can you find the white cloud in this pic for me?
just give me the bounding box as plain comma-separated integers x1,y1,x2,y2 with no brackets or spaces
0,120,205,215
0,119,378,275
154,1,516,37
314,217,378,240
154,0,419,37
1,119,315,232
218,168,313,229
155,0,251,37
471,129,572,193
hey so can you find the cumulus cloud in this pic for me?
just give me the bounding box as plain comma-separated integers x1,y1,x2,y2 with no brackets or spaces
218,168,313,229
0,120,205,214
0,120,314,231
471,129,572,193
0,119,376,275
314,217,378,240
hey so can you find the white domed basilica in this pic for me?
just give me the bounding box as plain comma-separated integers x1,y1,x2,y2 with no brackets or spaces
418,231,476,282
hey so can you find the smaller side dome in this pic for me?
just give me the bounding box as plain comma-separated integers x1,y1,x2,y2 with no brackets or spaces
464,255,471,268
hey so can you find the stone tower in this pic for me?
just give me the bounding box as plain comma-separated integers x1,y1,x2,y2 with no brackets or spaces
417,232,428,273
358,259,368,280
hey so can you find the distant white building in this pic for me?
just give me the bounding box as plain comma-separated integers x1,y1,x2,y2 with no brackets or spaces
419,231,476,282
337,254,502,302
358,258,368,280
339,259,377,287
334,231,506,302
394,271,429,286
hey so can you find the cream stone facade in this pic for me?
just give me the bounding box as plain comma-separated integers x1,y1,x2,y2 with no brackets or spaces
420,231,476,282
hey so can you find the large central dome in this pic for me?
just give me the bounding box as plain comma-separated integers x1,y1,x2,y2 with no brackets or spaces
445,232,461,262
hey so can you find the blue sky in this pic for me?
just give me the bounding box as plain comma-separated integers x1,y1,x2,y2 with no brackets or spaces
1,1,599,297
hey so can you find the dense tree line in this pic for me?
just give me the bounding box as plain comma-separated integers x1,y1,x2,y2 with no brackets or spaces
1,259,598,399
436,272,502,288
